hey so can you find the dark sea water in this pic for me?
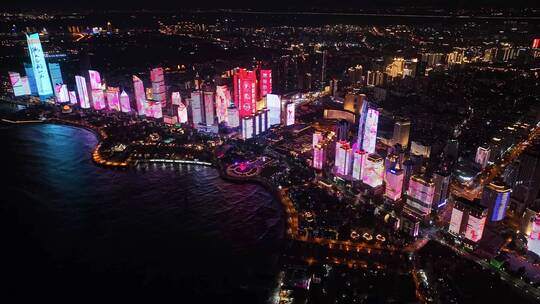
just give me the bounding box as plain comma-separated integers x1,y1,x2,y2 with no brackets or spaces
0,121,285,302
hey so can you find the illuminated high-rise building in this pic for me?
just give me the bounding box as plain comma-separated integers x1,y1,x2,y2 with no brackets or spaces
150,67,166,106
242,116,254,139
267,94,282,126
259,69,272,97
385,166,404,201
361,107,379,154
190,91,204,126
54,84,69,103
203,91,215,126
344,93,365,115
9,72,29,97
366,70,384,87
362,154,384,188
234,68,257,118
69,91,77,104
392,119,411,148
475,145,491,169
215,85,231,124
313,144,326,170
75,75,90,109
286,102,295,126
432,171,451,210
88,70,106,110
177,101,189,124
352,149,367,181
335,140,353,176
528,215,540,256
106,87,120,111
227,107,240,128
120,90,131,112
449,197,487,243
48,62,63,88
24,63,38,95
26,33,53,99
480,180,511,222
405,175,435,217
171,92,182,106
313,131,324,148
132,75,146,116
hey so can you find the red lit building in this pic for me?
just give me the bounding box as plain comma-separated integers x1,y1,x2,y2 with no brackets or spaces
234,68,257,118
259,69,272,97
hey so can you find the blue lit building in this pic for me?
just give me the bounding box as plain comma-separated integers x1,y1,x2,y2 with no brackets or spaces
481,180,511,222
24,62,38,95
48,62,63,87
26,33,53,100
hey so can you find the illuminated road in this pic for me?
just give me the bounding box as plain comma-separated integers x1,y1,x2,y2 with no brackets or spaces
452,122,540,200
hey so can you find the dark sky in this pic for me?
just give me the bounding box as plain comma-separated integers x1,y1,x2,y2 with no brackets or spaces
3,0,540,10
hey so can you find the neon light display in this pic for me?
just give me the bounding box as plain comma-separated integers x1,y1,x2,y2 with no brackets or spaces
132,75,146,116
91,89,106,110
533,38,540,49
26,33,53,99
106,87,120,111
335,141,353,176
313,132,323,148
267,94,281,126
48,62,63,88
286,102,295,126
89,70,101,90
145,101,162,119
177,100,188,123
475,146,490,169
234,68,257,118
362,108,379,154
75,75,90,109
362,154,384,188
385,168,404,201
120,90,131,112
69,91,77,104
259,69,272,97
216,85,231,123
24,63,38,95
54,84,69,103
21,76,31,95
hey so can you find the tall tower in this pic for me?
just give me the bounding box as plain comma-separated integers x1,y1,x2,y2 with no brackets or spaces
26,33,53,99
150,67,166,106
234,68,257,118
481,180,511,222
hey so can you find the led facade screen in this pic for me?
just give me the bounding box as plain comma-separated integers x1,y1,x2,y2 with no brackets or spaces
69,91,77,104
259,69,272,97
362,154,384,188
216,85,231,123
26,33,53,98
106,87,121,111
465,214,486,243
75,76,90,109
89,70,101,90
9,72,27,97
267,94,281,126
362,108,379,154
120,90,131,112
286,102,295,126
177,102,188,123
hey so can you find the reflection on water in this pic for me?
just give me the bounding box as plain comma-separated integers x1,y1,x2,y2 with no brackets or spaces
0,123,284,301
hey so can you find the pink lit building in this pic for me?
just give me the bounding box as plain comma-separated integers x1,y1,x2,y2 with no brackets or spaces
405,175,435,216
106,87,120,111
385,167,404,201
528,215,540,256
313,131,323,148
75,75,90,109
171,92,182,106
335,140,353,176
216,85,231,124
313,144,325,170
352,149,367,180
448,198,488,243
69,91,77,104
259,69,272,97
120,90,131,112
362,154,384,188
203,91,215,126
88,70,106,110
132,75,146,116
177,100,188,123
150,67,166,106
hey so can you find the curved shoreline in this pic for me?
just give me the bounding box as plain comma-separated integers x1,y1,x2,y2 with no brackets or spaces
5,118,396,256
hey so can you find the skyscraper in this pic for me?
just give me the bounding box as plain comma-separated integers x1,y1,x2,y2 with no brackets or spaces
177,100,189,124
203,91,215,126
267,94,282,126
75,75,90,109
190,91,204,126
475,145,491,169
432,171,451,210
362,107,379,154
48,62,63,88
106,87,120,111
385,167,404,201
481,180,511,222
313,144,326,170
336,120,350,141
405,175,435,217
132,75,146,116
88,70,106,110
362,154,384,188
24,63,38,95
352,149,367,181
234,68,257,118
392,119,411,148
26,33,53,99
150,67,166,106
335,140,353,176
120,90,131,113
216,85,231,124
449,197,488,243
259,69,272,97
